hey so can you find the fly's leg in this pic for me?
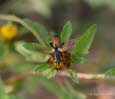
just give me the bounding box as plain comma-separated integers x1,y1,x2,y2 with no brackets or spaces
60,42,64,48
49,43,54,48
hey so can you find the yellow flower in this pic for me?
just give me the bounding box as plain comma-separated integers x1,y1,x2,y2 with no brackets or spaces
0,24,19,40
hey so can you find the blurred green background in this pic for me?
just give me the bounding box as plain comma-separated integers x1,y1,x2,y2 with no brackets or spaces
0,0,115,99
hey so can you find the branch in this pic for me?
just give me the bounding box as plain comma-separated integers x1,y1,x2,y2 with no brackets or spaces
57,72,105,80
5,71,114,85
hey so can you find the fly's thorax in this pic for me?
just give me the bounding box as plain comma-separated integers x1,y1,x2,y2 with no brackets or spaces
52,47,61,52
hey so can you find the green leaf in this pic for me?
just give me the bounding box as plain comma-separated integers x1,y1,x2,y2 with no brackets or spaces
31,76,69,99
9,0,54,16
105,68,115,79
9,95,20,99
9,81,24,94
72,24,97,64
33,64,51,73
67,69,79,83
15,42,49,63
61,21,72,44
19,26,29,36
46,68,57,79
71,58,88,64
0,79,10,99
12,63,34,74
0,42,9,60
42,67,57,79
23,19,50,47
27,76,85,99
0,15,49,47
65,82,86,99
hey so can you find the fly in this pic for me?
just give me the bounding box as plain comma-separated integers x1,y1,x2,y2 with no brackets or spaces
49,34,64,64
37,33,71,69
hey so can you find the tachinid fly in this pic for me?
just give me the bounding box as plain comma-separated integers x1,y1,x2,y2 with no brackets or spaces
48,34,71,69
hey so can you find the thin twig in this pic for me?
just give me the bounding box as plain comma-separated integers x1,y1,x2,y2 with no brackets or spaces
57,72,105,80
5,71,114,85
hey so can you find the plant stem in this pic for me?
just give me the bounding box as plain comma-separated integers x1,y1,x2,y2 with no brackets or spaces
57,72,105,80
5,71,114,85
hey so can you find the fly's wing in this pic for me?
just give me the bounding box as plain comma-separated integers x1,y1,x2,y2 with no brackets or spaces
35,46,52,54
60,40,74,52
60,46,70,52
36,49,52,54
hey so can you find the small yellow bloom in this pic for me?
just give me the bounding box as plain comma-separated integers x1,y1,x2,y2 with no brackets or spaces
0,24,19,40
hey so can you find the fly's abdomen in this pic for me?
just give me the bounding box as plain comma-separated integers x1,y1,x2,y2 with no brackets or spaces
53,34,60,47
48,51,71,69
53,51,62,64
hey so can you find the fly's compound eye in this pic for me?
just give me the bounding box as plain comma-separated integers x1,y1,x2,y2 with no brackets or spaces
52,49,55,52
58,48,61,51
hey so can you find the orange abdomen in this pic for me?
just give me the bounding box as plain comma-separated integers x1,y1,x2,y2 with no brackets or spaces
53,37,60,47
